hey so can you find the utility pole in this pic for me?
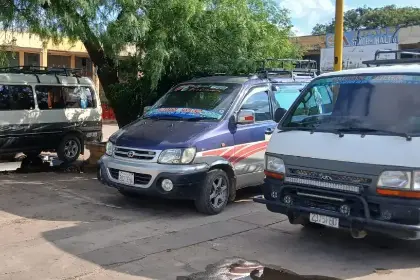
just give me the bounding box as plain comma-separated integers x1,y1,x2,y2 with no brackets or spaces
334,0,344,71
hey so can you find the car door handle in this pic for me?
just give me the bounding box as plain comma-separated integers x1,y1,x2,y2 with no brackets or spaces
265,128,274,135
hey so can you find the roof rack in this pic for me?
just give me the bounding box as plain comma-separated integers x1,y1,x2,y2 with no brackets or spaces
0,66,84,83
191,72,257,79
362,49,420,67
256,58,318,80
0,65,83,76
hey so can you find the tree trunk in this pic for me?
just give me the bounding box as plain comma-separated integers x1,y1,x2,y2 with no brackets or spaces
81,40,127,127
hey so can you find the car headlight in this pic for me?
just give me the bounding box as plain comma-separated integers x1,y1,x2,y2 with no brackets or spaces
413,171,420,190
265,155,285,174
158,148,196,164
105,141,114,156
377,171,411,189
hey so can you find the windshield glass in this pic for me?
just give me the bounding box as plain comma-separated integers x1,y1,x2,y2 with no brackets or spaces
281,74,420,135
145,83,240,120
274,84,306,110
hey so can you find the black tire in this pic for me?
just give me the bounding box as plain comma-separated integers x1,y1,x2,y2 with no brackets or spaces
57,134,82,163
195,169,230,215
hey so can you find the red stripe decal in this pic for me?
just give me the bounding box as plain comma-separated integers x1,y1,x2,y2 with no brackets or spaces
202,147,230,157
231,146,267,164
221,148,235,160
199,141,268,163
230,141,268,163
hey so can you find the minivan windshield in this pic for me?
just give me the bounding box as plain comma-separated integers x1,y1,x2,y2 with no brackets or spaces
280,74,420,136
145,83,240,121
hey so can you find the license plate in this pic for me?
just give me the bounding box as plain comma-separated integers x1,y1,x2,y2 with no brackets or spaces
118,171,134,185
309,213,339,228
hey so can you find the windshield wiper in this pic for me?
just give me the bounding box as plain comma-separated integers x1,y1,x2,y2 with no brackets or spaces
335,127,413,141
186,116,219,121
277,127,314,133
143,115,184,120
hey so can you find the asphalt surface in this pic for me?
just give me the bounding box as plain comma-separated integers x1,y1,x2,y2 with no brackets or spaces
1,171,420,280
1,124,420,279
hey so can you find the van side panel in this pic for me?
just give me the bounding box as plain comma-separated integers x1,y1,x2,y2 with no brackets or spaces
0,84,102,154
194,121,235,165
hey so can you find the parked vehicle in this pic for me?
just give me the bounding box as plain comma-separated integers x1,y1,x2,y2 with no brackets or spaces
98,59,317,214
255,50,420,240
0,66,102,163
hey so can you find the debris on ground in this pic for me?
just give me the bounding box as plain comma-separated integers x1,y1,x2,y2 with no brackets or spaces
178,258,341,280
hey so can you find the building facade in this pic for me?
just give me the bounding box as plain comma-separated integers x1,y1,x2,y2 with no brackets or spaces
293,25,420,73
0,31,135,103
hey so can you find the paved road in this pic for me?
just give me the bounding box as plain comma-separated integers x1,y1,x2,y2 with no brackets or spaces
1,172,420,280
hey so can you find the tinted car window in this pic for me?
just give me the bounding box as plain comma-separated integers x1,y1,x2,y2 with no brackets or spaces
35,86,95,110
0,85,35,110
241,89,271,122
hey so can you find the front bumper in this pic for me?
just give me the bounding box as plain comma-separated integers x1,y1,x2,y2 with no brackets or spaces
97,155,209,200
254,179,420,240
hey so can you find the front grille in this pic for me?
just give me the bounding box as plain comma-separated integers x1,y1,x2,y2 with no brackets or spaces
285,176,361,193
109,168,152,185
114,146,156,161
289,168,372,185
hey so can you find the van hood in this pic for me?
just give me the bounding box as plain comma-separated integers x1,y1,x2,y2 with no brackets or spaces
268,130,420,168
111,119,218,150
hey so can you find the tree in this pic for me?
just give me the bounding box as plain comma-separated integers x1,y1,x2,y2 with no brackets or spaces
311,5,420,35
311,23,334,35
2,0,300,126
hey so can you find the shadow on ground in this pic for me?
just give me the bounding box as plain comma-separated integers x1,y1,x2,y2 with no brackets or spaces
1,171,420,279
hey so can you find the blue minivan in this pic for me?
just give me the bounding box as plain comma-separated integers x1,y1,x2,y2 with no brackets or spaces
98,61,316,214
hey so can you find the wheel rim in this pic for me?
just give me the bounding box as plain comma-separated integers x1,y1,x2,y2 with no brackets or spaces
209,176,228,209
64,140,79,159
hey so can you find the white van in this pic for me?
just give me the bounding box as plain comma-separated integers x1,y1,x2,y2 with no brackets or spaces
255,52,420,240
0,67,102,163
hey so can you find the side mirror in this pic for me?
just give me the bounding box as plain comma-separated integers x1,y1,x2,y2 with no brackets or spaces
237,109,255,124
274,108,287,123
143,106,152,114
272,85,279,92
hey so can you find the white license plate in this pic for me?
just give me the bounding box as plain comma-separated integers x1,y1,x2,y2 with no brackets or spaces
118,171,134,185
309,213,339,228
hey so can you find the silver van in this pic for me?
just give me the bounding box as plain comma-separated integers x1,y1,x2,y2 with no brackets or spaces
0,66,102,162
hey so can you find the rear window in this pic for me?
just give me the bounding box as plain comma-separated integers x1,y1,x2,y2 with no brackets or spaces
0,85,35,111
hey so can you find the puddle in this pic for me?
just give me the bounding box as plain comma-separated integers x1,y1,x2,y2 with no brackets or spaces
178,258,341,280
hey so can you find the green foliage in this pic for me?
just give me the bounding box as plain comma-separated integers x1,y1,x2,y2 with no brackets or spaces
2,0,300,126
311,5,420,35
